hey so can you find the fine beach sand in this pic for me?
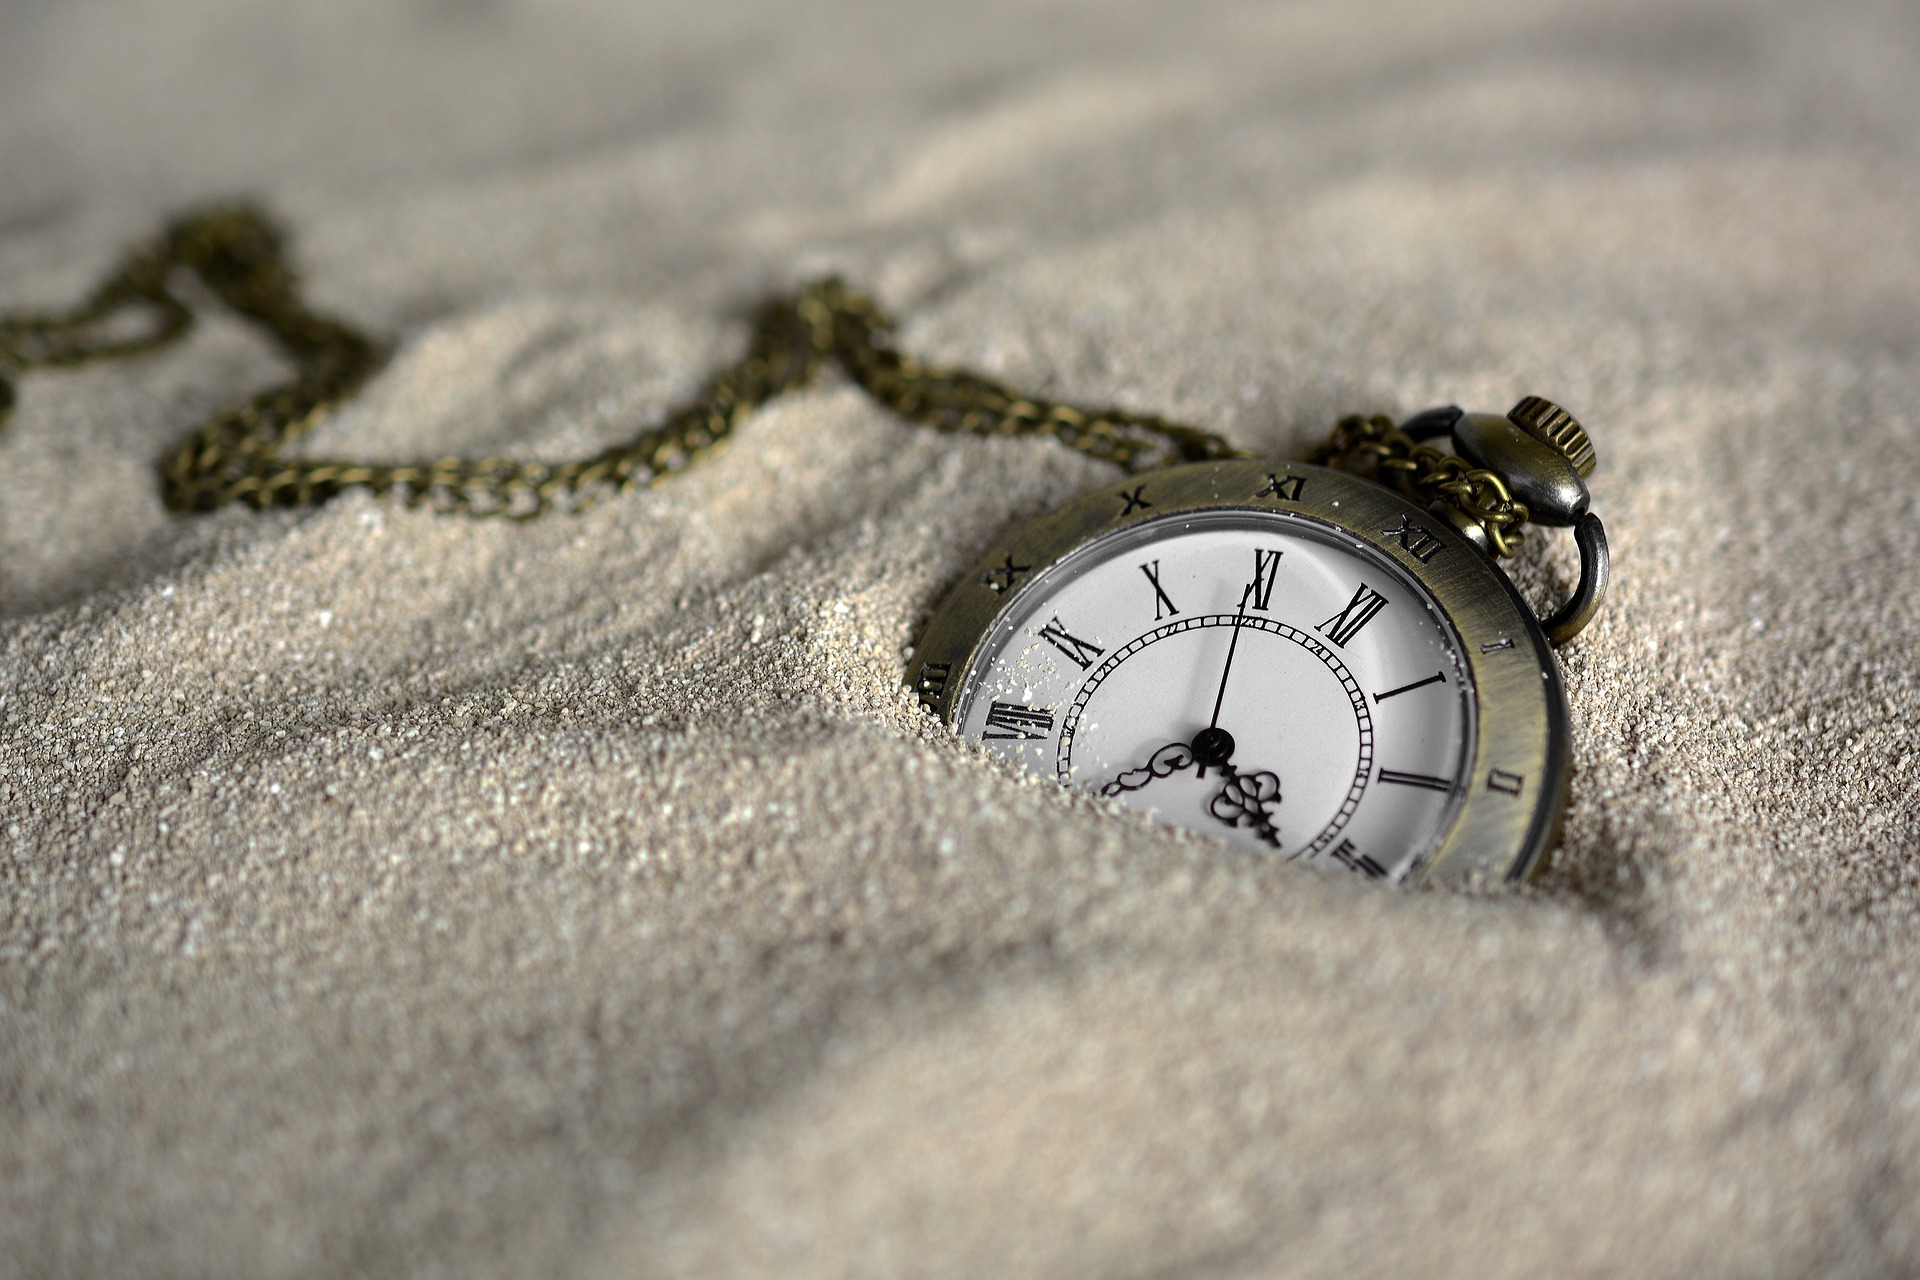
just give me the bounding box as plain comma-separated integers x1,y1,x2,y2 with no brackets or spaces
4,0,1920,1275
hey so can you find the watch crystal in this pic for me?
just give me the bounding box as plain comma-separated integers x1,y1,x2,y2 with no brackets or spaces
955,510,1475,879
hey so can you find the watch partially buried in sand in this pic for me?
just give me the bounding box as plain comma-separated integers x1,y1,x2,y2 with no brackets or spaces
909,400,1608,887
0,207,1609,886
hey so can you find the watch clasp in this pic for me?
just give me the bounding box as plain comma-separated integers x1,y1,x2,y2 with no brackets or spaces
1408,398,1609,647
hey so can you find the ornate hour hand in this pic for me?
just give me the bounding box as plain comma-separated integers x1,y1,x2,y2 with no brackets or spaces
1099,741,1197,797
1208,766,1283,847
1101,599,1260,797
1102,598,1279,837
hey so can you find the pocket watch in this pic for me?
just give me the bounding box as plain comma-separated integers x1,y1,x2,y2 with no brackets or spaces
1,209,1609,886
908,400,1609,887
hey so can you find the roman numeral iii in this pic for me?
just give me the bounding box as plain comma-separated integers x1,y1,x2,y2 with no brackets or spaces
1317,584,1388,647
982,701,1055,740
1038,616,1106,670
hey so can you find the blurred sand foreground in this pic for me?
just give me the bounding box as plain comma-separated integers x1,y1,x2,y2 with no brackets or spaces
3,1,1920,1275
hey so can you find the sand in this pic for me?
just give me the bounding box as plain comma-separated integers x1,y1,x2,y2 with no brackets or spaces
3,0,1919,1275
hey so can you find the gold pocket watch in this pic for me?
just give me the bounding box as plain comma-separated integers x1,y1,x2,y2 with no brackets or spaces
1,208,1608,885
909,400,1608,887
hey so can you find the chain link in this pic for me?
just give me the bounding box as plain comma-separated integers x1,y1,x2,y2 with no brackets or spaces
1310,413,1530,556
0,205,1524,551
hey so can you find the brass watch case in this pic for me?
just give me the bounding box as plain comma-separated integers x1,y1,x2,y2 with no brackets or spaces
908,460,1570,887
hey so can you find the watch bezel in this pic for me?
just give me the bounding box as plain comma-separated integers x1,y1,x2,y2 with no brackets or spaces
907,460,1570,887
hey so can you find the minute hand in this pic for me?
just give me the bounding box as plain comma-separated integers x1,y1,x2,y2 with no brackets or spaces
1207,601,1249,733
1189,601,1248,777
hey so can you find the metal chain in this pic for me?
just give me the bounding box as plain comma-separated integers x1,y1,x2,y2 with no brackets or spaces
1310,413,1530,556
0,205,1522,551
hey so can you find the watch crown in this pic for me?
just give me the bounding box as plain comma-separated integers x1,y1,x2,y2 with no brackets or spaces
1508,396,1596,477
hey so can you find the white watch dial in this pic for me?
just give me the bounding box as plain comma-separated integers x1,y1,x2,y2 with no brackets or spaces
954,510,1476,879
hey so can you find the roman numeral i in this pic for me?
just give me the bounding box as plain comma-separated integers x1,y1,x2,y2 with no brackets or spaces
1317,584,1388,647
1378,768,1454,792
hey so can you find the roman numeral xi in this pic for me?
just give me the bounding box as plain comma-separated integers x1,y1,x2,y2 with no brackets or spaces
1317,584,1388,647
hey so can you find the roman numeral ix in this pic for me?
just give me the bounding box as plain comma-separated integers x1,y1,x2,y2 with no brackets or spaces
1038,616,1106,670
1241,548,1282,612
983,701,1054,741
916,661,953,703
1317,584,1388,647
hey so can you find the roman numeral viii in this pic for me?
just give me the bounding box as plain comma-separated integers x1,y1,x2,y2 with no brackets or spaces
982,702,1054,741
1317,584,1388,647
1038,616,1105,670
1241,548,1282,611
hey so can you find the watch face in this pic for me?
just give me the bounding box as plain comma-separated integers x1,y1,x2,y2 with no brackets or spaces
911,461,1570,887
951,510,1474,880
